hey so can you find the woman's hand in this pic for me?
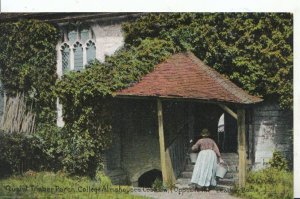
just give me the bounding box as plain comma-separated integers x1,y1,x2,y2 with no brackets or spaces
219,158,224,164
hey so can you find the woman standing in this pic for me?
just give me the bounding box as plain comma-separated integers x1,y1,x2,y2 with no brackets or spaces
190,128,224,190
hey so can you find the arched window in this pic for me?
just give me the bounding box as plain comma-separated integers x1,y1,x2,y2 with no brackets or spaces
61,43,70,73
86,40,96,63
59,27,96,75
73,42,83,71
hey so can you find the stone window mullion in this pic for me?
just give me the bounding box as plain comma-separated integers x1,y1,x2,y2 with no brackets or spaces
57,42,63,77
83,43,87,68
70,45,75,70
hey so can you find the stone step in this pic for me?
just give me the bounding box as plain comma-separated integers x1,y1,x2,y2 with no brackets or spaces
217,178,237,186
185,164,194,171
176,177,191,185
185,164,238,172
180,171,237,179
180,171,193,178
186,159,238,164
222,160,239,164
185,162,239,168
221,165,239,172
220,157,238,161
223,172,237,179
215,184,234,192
186,158,238,164
187,153,238,158
220,153,238,157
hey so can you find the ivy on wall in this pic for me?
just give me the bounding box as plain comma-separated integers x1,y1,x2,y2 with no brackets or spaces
123,13,293,109
0,20,59,124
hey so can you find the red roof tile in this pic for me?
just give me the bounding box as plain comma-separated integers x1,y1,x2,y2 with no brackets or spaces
115,52,262,104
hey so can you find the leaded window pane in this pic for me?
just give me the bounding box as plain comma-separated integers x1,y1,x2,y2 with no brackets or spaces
74,42,83,71
86,40,96,63
61,43,70,74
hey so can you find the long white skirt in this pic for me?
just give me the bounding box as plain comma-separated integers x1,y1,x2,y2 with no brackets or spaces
190,149,217,187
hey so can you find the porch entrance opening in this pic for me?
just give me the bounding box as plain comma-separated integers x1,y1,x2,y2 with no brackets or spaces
192,103,238,153
138,169,162,188
217,112,238,153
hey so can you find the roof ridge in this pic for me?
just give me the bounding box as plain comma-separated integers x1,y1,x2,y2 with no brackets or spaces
186,52,262,104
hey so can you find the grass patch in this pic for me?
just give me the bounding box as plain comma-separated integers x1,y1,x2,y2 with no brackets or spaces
231,168,293,199
0,171,149,199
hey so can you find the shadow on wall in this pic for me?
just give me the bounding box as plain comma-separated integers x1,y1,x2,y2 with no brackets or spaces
138,169,162,188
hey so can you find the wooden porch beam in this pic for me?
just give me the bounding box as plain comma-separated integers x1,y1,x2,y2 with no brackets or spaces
218,104,237,120
157,99,175,184
237,108,246,187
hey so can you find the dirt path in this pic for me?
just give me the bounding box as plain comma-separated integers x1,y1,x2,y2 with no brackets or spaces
132,189,240,199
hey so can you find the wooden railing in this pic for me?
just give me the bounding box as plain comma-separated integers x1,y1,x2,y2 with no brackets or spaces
167,124,189,178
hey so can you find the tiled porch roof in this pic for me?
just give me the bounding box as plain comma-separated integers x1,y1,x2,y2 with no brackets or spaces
116,52,262,104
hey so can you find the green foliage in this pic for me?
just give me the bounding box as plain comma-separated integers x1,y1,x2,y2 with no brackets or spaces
268,151,289,171
0,131,58,177
151,178,164,192
123,13,293,109
0,20,59,123
0,172,147,199
0,123,105,177
232,168,293,199
95,170,112,190
35,123,107,176
232,151,292,199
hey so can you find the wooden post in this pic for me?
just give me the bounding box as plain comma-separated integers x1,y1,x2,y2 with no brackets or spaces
157,99,175,185
219,104,237,120
157,99,168,183
237,108,246,187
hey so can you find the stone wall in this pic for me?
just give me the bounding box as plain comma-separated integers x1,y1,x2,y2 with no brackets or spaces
91,24,124,62
250,101,293,170
111,99,161,185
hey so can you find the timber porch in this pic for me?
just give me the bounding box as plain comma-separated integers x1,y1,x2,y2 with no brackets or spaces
111,52,262,188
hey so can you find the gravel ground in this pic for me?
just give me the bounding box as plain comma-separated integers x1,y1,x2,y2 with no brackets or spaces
132,188,240,199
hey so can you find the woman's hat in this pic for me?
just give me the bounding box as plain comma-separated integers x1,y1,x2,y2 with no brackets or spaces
200,128,210,137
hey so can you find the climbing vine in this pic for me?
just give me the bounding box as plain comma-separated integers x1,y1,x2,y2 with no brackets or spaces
0,19,59,127
123,13,293,109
